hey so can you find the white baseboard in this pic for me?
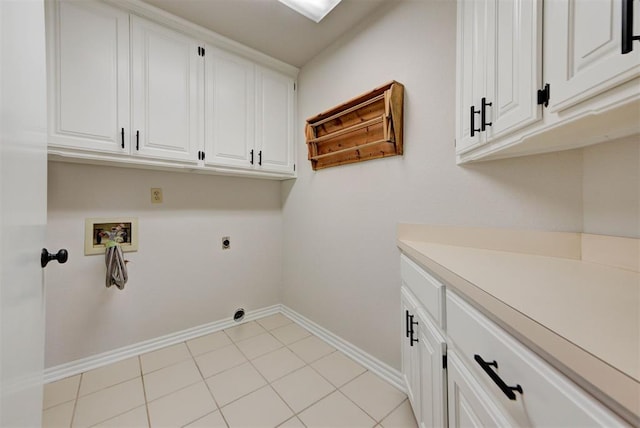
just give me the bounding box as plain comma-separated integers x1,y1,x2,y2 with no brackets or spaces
44,304,405,394
44,305,280,383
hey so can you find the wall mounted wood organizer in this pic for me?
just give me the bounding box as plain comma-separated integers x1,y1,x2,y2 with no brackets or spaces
306,81,404,170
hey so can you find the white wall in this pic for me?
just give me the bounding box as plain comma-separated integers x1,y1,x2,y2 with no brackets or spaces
583,137,640,238
45,162,283,367
281,0,584,369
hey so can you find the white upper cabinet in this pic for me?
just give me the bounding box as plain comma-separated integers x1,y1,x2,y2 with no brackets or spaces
131,16,202,163
484,0,542,140
545,0,640,112
456,0,640,163
455,0,487,152
46,0,298,179
204,46,256,169
456,0,542,154
47,0,130,154
256,67,295,174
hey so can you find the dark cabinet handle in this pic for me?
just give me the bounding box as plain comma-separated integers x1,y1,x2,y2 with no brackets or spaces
409,314,419,346
474,354,523,400
136,130,139,151
121,128,124,149
250,149,254,165
41,248,68,268
470,105,481,137
202,151,205,161
481,97,492,131
258,150,262,166
622,0,640,54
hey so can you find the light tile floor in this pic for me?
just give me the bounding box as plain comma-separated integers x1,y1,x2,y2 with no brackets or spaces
42,313,418,428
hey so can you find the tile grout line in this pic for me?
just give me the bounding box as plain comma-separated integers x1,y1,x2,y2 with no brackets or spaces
69,372,83,427
185,335,231,428
138,355,151,428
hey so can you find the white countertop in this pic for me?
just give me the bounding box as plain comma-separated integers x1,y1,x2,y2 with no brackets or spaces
397,225,640,423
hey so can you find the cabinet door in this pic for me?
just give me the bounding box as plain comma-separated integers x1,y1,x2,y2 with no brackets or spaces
447,350,514,428
545,0,640,112
204,46,255,168
256,67,295,174
131,16,202,162
47,0,129,153
401,290,421,421
456,0,488,153
416,311,447,428
484,0,542,139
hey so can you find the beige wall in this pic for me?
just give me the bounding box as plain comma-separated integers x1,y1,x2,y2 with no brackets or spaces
45,162,283,367
281,0,585,369
583,137,640,238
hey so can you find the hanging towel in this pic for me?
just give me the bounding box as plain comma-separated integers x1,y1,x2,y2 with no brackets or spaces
105,241,128,290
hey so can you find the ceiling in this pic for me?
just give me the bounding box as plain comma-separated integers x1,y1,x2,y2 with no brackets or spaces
140,0,389,67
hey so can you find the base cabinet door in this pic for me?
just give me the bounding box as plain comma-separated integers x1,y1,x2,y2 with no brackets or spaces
401,290,421,420
545,0,640,112
416,311,447,428
47,0,130,154
131,16,202,162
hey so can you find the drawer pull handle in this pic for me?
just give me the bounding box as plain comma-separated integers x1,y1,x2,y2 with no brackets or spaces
474,354,523,400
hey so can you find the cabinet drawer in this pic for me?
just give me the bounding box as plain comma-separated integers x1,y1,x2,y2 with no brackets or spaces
446,290,626,427
400,254,445,328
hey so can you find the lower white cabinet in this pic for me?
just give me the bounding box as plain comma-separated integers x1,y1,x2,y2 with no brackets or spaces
400,253,629,427
401,286,447,428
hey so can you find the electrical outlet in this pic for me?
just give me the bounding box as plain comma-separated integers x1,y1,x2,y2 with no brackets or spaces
222,236,230,250
151,188,163,204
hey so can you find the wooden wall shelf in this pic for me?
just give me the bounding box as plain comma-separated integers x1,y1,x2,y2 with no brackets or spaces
306,81,404,170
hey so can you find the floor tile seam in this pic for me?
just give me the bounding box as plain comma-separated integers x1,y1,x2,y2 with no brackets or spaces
137,355,152,428
234,333,286,361
253,358,310,384
332,389,380,425
285,385,337,417
179,408,225,428
277,415,308,428
202,360,268,408
377,397,409,425
256,316,294,332
144,374,205,404
140,349,194,376
236,357,298,421
42,396,76,411
84,404,147,428
69,372,83,427
201,378,231,428
80,398,146,428
145,378,210,408
337,370,398,424
306,350,351,387
77,368,144,399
